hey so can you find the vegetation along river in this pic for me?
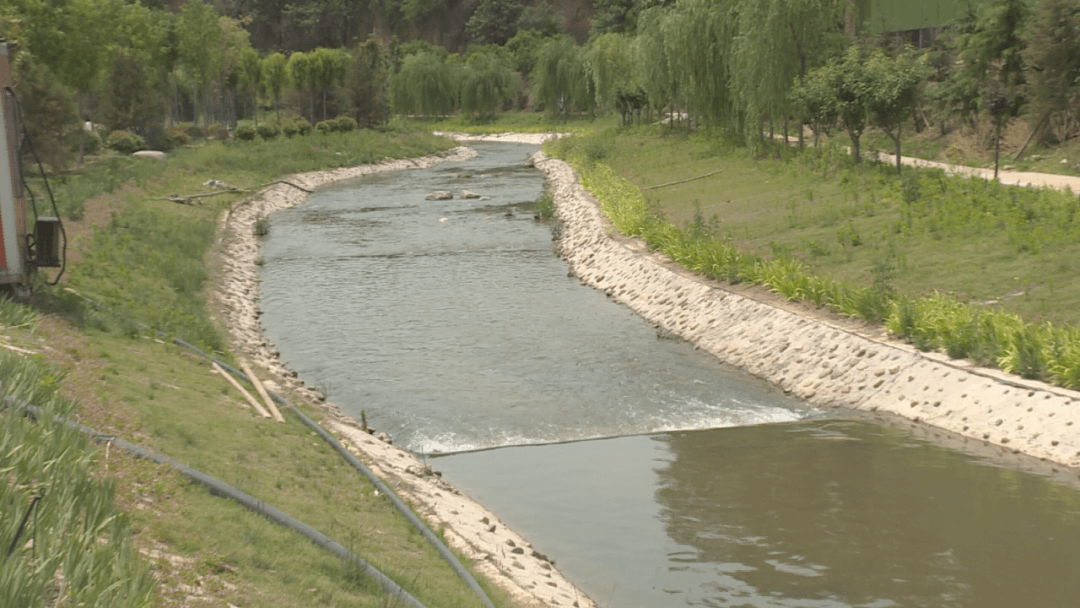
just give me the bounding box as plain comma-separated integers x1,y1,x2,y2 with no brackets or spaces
259,142,1080,607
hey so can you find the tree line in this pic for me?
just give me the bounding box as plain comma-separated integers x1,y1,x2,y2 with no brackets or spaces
3,0,1079,172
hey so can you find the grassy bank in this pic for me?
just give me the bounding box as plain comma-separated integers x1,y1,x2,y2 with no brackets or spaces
2,128,519,607
547,127,1080,388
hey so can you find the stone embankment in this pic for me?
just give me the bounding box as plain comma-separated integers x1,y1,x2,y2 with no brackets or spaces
535,151,1080,471
216,142,597,608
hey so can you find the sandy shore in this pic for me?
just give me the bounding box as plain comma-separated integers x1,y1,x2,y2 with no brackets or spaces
217,133,1080,608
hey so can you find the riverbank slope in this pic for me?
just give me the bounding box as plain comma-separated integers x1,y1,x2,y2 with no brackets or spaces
535,150,1080,472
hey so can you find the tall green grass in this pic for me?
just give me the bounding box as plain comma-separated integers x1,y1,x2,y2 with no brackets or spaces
0,353,156,607
548,134,1080,389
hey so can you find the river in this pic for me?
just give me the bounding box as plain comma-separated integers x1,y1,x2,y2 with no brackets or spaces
259,142,1080,608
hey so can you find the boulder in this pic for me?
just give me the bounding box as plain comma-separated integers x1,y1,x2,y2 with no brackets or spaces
133,150,166,162
426,190,453,200
460,190,481,199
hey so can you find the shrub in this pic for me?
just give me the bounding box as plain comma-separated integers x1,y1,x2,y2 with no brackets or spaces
163,127,190,151
256,123,280,140
185,125,206,139
294,118,312,136
315,120,334,135
209,123,231,141
82,130,102,155
105,130,145,154
235,125,257,141
281,121,299,138
335,116,358,132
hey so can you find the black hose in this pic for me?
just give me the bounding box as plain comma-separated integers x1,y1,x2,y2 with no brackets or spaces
0,393,427,608
203,352,498,608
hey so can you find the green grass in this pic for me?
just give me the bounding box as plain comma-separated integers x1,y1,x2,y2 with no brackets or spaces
2,126,523,607
0,353,156,608
548,126,1080,387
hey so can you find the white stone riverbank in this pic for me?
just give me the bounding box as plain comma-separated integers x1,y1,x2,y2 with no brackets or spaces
535,150,1080,472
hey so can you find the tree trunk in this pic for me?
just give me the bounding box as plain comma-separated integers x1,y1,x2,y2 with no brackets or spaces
193,81,200,129
994,117,1002,180
77,92,85,164
892,123,903,175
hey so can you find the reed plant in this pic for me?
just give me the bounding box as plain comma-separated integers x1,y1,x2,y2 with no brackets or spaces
0,353,156,608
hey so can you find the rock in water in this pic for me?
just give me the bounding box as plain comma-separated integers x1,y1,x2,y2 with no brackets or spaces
426,191,453,200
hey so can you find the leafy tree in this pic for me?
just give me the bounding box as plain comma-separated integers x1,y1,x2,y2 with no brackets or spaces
466,0,526,46
1023,0,1080,143
942,0,1029,127
263,52,288,124
591,0,638,35
806,45,875,163
518,0,563,37
459,51,519,120
866,48,928,174
311,46,349,120
102,49,165,143
633,7,676,124
389,50,457,117
506,28,550,77
586,33,636,116
790,64,840,145
530,35,592,116
239,47,263,128
11,55,78,171
177,0,225,129
732,0,846,147
346,39,390,127
288,51,317,122
18,0,124,162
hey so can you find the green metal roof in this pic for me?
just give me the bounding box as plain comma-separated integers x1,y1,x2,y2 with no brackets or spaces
859,0,1022,34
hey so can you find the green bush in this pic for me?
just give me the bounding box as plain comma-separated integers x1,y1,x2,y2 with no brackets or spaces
281,121,299,138
185,125,205,139
235,124,257,141
163,127,190,151
82,130,102,155
294,118,312,136
335,116,358,132
209,123,230,141
256,123,280,140
105,130,145,154
315,120,334,135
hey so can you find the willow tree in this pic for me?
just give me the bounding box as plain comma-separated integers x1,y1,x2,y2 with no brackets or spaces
238,48,261,128
530,36,592,116
671,0,738,132
263,52,288,124
732,0,846,147
389,50,457,117
287,51,316,122
633,7,676,126
459,51,519,121
177,0,225,129
311,47,349,121
585,33,636,118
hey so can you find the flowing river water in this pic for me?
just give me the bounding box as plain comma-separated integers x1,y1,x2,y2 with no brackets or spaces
259,142,1080,607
